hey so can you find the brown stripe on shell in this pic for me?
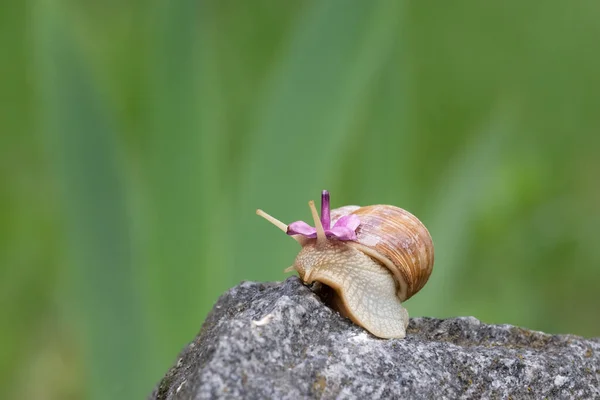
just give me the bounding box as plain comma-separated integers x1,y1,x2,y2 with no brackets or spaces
331,204,434,301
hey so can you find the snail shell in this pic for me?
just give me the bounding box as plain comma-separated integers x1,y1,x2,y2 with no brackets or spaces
256,193,434,339
333,205,434,302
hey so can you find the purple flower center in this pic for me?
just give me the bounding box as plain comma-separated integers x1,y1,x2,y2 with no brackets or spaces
286,190,360,241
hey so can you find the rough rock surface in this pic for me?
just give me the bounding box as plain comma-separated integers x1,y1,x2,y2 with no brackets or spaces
150,277,600,400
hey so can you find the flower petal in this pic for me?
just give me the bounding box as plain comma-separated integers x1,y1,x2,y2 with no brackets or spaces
326,226,357,241
332,214,360,231
287,221,317,237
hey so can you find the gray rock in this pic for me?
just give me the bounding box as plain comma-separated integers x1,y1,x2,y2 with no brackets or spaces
150,277,600,400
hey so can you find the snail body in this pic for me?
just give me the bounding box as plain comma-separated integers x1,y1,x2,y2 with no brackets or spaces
256,191,434,339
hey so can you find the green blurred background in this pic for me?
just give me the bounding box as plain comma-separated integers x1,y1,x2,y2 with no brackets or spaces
2,0,600,399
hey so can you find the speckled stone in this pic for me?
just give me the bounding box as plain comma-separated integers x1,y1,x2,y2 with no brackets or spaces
150,277,600,400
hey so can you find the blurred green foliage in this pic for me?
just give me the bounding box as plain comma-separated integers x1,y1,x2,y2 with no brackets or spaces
2,0,600,399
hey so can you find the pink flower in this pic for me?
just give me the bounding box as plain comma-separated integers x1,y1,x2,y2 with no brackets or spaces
286,190,360,241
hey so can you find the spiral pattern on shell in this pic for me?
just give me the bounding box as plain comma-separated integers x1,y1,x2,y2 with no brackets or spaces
331,205,434,301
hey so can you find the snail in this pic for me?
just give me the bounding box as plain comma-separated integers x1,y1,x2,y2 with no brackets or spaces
256,190,434,339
